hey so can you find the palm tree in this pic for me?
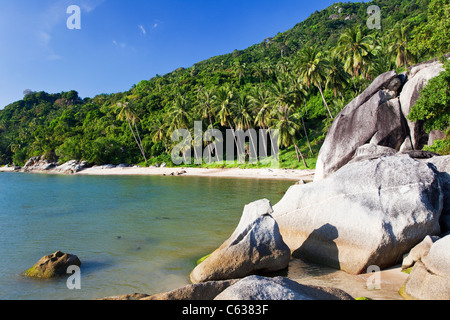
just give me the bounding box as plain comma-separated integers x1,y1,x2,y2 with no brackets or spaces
215,85,234,129
234,93,257,161
295,47,334,119
276,57,291,75
336,25,375,86
252,62,266,83
250,86,273,156
234,61,246,85
196,87,216,126
264,58,274,79
150,116,169,152
272,104,308,168
326,54,351,98
389,24,412,70
168,94,192,163
168,94,191,131
270,80,291,110
195,87,222,163
368,37,395,79
215,85,241,161
270,80,298,156
116,101,147,163
288,76,314,156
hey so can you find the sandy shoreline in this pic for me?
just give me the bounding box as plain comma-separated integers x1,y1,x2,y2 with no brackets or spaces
77,166,315,181
1,165,315,181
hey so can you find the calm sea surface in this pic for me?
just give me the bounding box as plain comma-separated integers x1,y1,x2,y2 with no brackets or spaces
0,172,294,300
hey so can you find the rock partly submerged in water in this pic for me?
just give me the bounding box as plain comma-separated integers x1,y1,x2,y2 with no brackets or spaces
190,199,291,283
25,251,81,279
272,154,443,275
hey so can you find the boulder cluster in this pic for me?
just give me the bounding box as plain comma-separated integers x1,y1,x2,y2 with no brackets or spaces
136,58,449,300
22,156,88,174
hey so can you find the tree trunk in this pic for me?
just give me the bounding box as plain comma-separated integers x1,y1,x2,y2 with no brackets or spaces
317,83,334,119
300,106,314,156
128,120,147,163
134,122,147,163
295,144,308,168
230,127,241,163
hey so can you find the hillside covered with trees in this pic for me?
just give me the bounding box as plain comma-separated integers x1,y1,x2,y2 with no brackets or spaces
0,0,448,168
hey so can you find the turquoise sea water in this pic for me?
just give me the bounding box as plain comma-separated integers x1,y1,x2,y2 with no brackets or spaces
0,172,293,300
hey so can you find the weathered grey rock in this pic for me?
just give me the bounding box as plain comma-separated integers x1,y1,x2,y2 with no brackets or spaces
54,160,87,174
399,61,445,150
402,235,440,270
214,275,354,300
315,59,447,181
190,199,291,283
402,235,450,300
24,156,40,168
314,70,406,181
273,155,443,275
425,156,450,233
25,251,81,279
349,143,396,164
23,157,57,172
428,130,446,147
142,279,239,300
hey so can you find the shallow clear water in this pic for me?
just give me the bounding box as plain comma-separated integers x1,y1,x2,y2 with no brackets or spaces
0,172,294,300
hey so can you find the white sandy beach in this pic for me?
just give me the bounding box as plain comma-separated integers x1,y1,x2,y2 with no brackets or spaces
0,164,315,181
76,166,316,181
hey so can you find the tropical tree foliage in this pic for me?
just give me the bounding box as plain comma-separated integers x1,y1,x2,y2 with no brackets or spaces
0,0,448,168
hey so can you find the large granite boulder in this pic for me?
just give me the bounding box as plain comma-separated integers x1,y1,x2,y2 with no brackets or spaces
400,61,445,150
53,160,88,174
401,235,440,270
401,235,450,300
425,156,450,233
190,199,291,283
101,280,239,300
314,70,407,181
142,280,239,300
23,156,57,172
273,155,443,275
348,143,397,164
314,58,447,182
25,251,81,279
214,275,354,300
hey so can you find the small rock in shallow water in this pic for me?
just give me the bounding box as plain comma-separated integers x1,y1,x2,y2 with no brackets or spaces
25,251,81,279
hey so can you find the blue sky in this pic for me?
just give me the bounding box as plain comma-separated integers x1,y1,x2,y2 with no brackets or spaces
0,0,353,108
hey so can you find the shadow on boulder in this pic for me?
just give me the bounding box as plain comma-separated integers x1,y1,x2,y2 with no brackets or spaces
293,224,340,270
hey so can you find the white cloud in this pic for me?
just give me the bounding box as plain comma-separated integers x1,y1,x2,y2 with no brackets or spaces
139,25,147,36
79,0,106,13
153,23,158,29
113,40,127,48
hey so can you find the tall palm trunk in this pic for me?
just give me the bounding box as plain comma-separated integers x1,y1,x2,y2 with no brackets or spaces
300,105,314,156
134,122,147,163
294,144,308,168
128,119,147,163
317,83,334,119
230,127,242,162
